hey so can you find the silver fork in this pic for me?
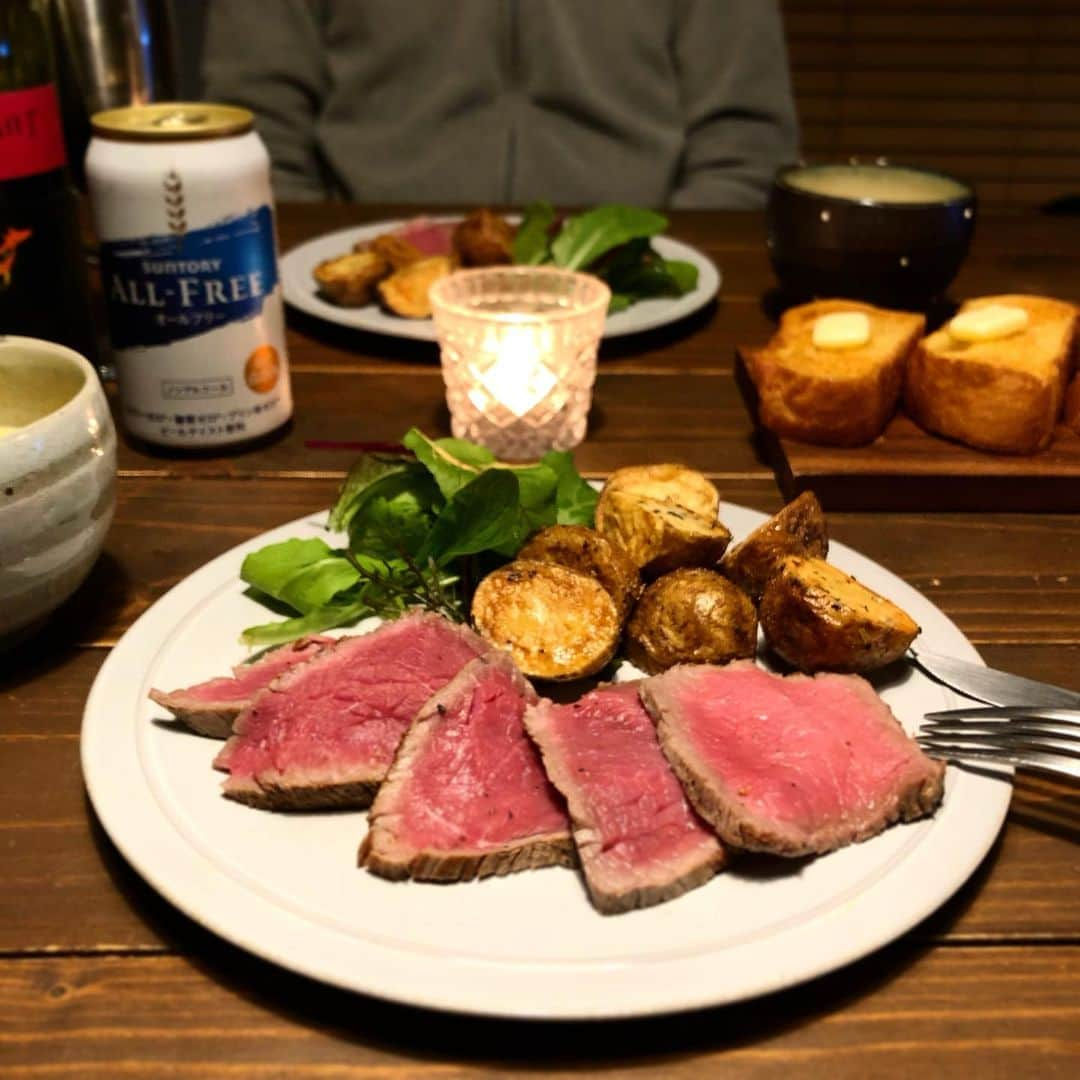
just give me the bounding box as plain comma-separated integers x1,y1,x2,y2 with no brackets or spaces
918,706,1080,782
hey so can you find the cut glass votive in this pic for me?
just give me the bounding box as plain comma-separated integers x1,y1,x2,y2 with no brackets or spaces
429,267,610,460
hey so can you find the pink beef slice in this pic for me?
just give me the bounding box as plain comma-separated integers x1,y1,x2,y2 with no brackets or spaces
524,682,726,915
639,661,945,858
394,217,455,256
360,651,574,883
214,612,489,811
149,636,334,738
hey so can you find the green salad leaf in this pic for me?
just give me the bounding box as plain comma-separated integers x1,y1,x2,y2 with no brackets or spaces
550,205,667,272
541,450,600,525
512,200,557,265
508,203,697,314
419,469,532,564
239,430,597,643
328,452,414,532
345,465,441,559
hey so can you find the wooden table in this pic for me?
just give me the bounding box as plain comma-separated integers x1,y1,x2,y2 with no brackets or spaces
3,206,1078,1078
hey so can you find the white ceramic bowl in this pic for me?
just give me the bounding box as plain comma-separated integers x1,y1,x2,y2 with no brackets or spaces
0,336,116,647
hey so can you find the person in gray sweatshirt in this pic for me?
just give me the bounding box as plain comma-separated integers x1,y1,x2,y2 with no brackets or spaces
201,0,798,208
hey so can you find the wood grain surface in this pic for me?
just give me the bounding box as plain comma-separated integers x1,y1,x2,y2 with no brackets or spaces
3,204,1079,1078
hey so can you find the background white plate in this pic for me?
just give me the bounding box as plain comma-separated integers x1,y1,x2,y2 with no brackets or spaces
280,218,721,342
82,504,1010,1019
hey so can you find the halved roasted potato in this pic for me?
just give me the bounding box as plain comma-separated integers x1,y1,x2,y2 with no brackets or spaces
313,250,390,306
625,568,757,674
517,524,641,621
377,256,453,318
721,491,829,602
600,463,720,523
596,490,732,578
471,560,620,681
759,555,919,673
366,232,427,270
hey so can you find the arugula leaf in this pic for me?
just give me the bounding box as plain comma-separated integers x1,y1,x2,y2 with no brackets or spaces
241,596,373,646
662,259,699,295
419,469,532,564
512,200,557,265
345,466,441,559
275,557,361,613
403,428,492,500
405,425,557,522
328,452,414,532
541,450,599,526
551,205,668,271
241,538,343,606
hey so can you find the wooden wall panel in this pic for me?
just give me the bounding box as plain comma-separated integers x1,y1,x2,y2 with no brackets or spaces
783,0,1080,208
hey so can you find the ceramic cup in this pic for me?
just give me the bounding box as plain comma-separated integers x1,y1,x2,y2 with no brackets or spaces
766,161,977,309
0,336,117,647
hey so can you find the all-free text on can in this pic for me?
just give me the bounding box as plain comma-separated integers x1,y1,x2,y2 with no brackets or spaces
86,103,292,448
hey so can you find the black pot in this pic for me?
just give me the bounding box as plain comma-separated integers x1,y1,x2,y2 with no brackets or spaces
766,163,977,310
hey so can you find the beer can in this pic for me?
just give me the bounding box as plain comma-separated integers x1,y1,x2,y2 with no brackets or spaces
85,103,292,448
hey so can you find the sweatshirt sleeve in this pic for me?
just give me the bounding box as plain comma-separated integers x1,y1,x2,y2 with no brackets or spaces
200,0,332,201
670,0,799,209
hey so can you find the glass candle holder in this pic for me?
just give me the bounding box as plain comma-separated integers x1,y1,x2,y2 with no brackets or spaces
429,267,610,460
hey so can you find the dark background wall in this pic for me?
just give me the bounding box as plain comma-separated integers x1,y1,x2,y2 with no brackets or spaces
784,0,1080,209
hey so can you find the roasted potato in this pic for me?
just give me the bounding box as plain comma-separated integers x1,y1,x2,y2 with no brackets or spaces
471,560,620,681
759,555,919,673
625,568,757,674
377,256,453,318
600,463,720,523
720,491,829,602
365,232,427,270
596,490,732,578
313,250,390,306
517,524,641,621
452,208,515,267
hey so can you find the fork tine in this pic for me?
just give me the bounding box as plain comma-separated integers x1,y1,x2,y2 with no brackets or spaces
916,740,1080,782
920,729,1080,759
922,718,1080,746
923,706,1080,724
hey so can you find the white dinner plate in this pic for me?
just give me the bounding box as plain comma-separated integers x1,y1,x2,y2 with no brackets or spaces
82,504,1010,1019
279,217,721,341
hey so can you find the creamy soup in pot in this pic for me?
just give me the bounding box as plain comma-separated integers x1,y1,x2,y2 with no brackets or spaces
784,165,970,204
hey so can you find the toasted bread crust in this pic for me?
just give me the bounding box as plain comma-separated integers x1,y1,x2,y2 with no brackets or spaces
746,300,925,447
905,294,1078,454
1065,372,1080,436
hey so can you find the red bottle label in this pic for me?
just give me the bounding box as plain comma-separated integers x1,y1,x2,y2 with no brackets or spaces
0,83,67,181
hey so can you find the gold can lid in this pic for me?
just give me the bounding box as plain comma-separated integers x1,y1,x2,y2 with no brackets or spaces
90,102,254,142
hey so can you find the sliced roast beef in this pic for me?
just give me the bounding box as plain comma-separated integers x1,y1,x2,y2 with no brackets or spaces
640,661,945,858
361,651,574,882
214,612,489,811
393,217,455,256
524,683,725,914
149,636,334,738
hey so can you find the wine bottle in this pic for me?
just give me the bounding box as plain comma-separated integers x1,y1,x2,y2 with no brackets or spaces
0,0,98,363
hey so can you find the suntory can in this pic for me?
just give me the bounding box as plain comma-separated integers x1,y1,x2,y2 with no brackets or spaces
86,103,292,448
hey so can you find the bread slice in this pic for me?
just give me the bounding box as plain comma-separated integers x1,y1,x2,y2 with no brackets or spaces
905,294,1078,454
744,300,925,447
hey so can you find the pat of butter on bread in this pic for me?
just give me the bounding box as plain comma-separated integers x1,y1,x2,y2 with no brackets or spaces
948,304,1029,343
812,311,872,350
906,294,1078,454
742,300,925,447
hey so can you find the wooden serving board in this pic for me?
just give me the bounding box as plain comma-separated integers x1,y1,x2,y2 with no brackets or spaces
735,349,1080,512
